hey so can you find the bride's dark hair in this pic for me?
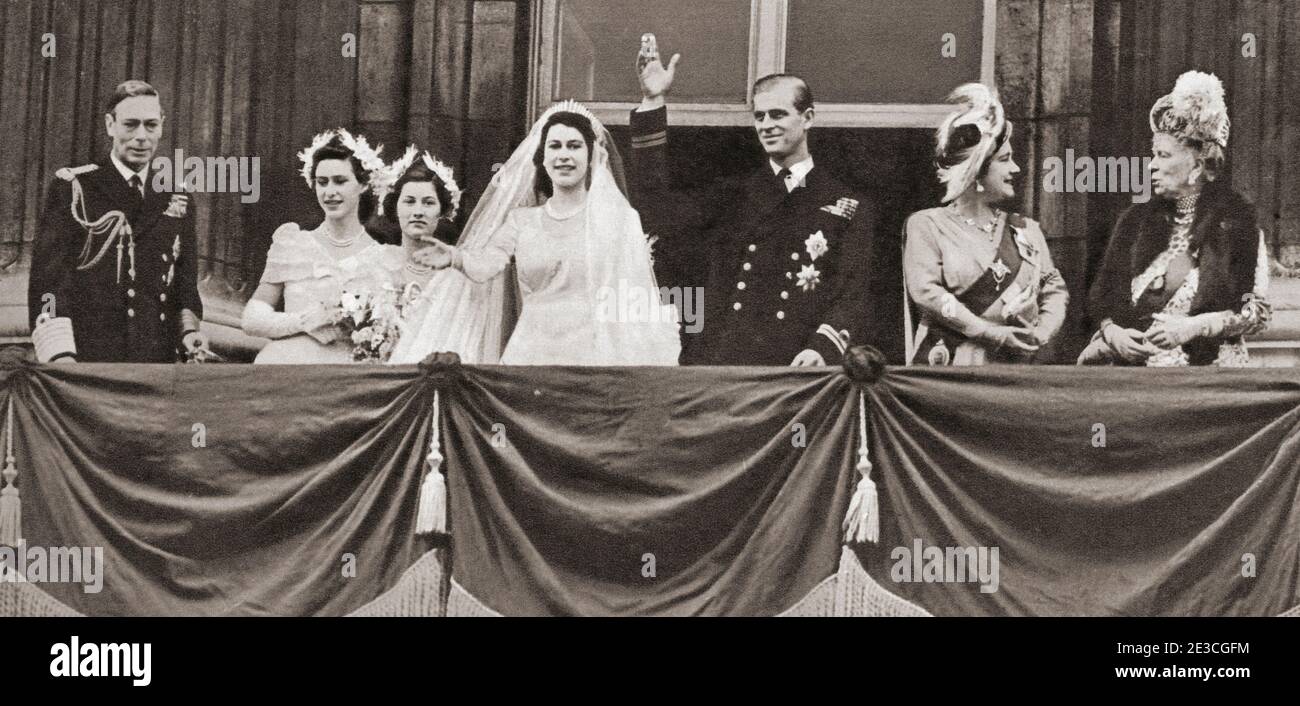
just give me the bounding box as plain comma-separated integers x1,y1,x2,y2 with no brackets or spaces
532,111,597,198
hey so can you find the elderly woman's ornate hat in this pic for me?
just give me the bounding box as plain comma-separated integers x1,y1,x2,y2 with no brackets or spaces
1149,70,1230,149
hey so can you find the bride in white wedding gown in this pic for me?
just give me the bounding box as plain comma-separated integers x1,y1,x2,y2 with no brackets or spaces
388,101,680,366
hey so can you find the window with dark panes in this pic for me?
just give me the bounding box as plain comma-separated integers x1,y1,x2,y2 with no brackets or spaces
531,0,993,126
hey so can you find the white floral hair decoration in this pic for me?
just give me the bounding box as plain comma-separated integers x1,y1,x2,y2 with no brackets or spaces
1149,70,1230,149
375,145,463,220
934,83,1009,204
297,128,386,188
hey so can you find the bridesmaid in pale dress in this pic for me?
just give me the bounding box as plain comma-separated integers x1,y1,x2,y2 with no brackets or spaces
241,129,402,363
374,146,463,291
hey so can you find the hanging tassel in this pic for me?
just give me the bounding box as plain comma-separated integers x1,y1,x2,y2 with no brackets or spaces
415,389,446,535
842,391,878,544
0,397,20,546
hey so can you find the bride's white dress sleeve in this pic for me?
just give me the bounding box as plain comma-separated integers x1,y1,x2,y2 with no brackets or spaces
452,213,520,283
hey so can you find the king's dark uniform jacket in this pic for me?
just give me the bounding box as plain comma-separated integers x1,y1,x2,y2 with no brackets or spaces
28,160,203,362
628,107,876,365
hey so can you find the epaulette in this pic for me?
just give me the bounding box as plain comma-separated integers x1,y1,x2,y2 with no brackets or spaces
55,164,99,182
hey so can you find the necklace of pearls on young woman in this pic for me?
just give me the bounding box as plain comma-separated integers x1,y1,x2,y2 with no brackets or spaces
325,226,362,249
544,199,586,221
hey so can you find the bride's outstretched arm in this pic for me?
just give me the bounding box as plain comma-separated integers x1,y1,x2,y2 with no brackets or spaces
415,214,520,283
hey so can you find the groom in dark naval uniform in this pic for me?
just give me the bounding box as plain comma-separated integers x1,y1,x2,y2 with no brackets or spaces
628,39,877,366
28,80,205,363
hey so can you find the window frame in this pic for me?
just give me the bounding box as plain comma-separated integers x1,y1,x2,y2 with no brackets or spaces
527,0,998,128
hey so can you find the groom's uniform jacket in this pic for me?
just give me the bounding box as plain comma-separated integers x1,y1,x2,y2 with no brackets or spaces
28,160,204,362
628,106,876,365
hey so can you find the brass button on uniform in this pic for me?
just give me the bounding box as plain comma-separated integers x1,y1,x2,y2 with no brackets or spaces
733,302,742,311
747,244,756,252
127,308,135,318
159,293,167,302
790,252,799,260
780,291,789,299
737,282,746,290
776,311,785,320
127,288,135,297
742,263,751,271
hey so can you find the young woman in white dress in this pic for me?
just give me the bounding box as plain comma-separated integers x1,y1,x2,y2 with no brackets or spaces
389,101,679,366
373,145,463,292
241,129,402,363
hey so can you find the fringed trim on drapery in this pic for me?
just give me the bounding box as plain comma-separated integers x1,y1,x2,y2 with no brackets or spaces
0,580,84,617
778,546,931,616
346,549,449,617
446,579,503,617
5,548,1287,616
775,573,839,616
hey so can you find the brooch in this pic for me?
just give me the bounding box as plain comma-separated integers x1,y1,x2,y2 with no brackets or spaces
990,257,1011,290
796,264,821,292
804,230,828,261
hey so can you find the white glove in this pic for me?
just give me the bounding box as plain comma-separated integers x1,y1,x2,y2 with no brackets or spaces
1146,312,1230,349
242,298,323,340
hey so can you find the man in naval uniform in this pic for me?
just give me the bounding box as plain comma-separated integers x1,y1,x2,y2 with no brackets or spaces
627,40,877,366
28,80,205,363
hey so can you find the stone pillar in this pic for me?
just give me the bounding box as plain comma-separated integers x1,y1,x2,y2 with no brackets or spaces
996,0,1095,361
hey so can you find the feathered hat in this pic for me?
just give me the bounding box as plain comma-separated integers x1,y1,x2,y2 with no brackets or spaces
934,83,1010,204
297,128,386,188
374,145,463,219
1149,70,1230,148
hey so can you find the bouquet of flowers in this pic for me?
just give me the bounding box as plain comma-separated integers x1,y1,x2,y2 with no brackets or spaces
333,282,425,363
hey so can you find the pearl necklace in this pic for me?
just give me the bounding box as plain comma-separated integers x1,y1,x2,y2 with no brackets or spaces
1173,192,1199,227
326,228,361,248
544,200,585,221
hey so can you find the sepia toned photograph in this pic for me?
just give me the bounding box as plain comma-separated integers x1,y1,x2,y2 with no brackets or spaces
0,0,1296,684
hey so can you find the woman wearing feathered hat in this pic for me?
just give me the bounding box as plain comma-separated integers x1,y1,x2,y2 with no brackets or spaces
902,83,1069,366
1081,71,1270,366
